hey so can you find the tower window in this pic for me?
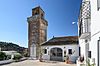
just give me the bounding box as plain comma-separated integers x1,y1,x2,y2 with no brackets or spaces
35,12,38,15
68,49,72,54
41,14,44,19
41,14,43,17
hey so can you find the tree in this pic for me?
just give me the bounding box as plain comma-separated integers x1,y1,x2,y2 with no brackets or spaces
0,52,7,61
13,53,22,61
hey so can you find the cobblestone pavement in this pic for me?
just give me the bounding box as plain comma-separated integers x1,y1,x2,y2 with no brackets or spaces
2,60,76,66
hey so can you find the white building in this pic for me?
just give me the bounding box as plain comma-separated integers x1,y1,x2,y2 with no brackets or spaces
41,36,79,63
78,0,100,66
2,51,21,59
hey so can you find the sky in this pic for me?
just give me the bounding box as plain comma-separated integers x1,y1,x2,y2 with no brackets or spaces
0,0,82,48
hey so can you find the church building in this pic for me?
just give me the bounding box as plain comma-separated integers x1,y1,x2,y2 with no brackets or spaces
27,6,79,62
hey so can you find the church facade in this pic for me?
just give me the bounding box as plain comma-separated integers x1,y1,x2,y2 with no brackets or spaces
27,6,48,59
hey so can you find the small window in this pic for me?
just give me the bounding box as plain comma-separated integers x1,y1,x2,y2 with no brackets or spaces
79,47,81,56
44,49,47,54
97,0,100,10
41,14,44,19
35,12,38,15
68,49,72,54
88,51,91,58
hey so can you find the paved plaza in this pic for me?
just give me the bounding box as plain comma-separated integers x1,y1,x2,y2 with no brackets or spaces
2,60,76,66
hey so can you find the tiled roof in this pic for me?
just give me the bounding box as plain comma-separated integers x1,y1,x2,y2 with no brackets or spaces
41,36,78,46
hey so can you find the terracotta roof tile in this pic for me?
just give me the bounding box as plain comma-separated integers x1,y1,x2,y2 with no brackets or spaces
41,36,78,46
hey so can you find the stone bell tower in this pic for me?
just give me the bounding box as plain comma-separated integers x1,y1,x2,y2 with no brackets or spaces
27,6,48,59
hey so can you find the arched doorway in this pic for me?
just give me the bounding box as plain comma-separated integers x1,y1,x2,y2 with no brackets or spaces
50,47,63,61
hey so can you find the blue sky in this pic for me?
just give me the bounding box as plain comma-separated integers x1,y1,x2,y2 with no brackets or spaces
0,0,82,48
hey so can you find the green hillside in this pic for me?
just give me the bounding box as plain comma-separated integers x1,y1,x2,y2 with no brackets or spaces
0,42,27,54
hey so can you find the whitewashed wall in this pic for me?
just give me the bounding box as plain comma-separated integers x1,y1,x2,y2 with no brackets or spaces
90,0,100,66
79,39,85,56
42,44,79,62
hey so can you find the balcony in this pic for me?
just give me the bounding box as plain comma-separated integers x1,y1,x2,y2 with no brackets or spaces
80,32,91,39
78,1,91,39
79,18,91,39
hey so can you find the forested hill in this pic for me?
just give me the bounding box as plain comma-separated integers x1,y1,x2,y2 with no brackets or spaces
0,42,27,53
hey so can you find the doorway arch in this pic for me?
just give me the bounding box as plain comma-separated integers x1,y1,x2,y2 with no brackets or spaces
50,47,63,61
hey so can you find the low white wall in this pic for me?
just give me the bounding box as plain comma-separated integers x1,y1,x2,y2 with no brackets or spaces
42,54,50,60
0,59,13,65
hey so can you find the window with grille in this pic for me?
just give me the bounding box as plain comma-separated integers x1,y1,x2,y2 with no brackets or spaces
68,49,72,54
